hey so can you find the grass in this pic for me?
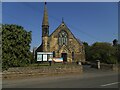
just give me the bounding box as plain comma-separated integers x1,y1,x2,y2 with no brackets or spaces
6,62,81,72
29,62,79,68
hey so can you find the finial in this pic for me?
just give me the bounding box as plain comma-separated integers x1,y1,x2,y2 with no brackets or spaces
45,2,47,5
62,17,64,23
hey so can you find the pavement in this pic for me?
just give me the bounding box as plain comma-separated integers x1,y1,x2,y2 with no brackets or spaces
2,65,119,88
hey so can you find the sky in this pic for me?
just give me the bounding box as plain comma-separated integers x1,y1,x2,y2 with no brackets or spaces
2,2,118,50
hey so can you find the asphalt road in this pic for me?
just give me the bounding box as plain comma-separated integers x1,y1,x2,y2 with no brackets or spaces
2,65,119,88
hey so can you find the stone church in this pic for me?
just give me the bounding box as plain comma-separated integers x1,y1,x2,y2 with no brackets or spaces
36,2,85,63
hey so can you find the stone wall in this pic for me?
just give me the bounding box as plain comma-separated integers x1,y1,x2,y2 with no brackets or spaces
91,63,119,71
3,64,83,79
100,64,119,71
48,23,85,62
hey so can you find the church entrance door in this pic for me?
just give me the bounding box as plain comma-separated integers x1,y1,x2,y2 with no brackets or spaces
61,53,67,62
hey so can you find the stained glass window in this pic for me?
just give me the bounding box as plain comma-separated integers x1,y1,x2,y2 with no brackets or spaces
58,30,68,46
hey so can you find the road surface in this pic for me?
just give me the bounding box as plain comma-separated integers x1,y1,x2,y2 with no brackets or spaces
2,65,119,88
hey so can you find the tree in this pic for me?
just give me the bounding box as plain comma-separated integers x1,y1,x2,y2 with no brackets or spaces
83,42,91,61
89,42,117,64
113,39,118,46
2,24,32,70
112,39,119,64
0,24,2,71
118,44,120,63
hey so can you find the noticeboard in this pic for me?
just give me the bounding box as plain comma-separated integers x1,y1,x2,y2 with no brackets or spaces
43,54,47,61
48,54,53,61
37,52,53,62
37,54,42,61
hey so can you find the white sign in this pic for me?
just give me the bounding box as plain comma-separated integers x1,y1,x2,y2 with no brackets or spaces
43,55,47,61
37,52,53,55
37,52,53,62
37,54,42,61
53,58,63,62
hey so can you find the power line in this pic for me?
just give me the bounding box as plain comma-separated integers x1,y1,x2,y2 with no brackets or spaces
21,2,61,23
67,24,102,41
2,8,42,47
21,2,102,41
4,2,102,42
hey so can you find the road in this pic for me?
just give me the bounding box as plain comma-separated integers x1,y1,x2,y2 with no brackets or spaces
2,65,119,88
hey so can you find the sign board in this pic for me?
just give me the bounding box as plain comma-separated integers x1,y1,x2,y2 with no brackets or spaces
37,52,53,62
37,54,42,61
37,52,53,54
43,54,47,61
48,54,53,61
53,58,63,62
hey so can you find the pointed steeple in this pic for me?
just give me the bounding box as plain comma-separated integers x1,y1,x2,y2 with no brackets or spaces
62,17,64,23
42,2,49,26
42,2,49,52
42,2,49,37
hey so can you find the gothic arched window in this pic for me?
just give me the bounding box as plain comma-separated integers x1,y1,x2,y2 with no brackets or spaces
58,30,68,46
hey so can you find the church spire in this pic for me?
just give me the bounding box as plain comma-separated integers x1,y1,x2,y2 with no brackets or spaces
42,2,49,52
62,17,64,23
42,2,49,37
42,2,49,26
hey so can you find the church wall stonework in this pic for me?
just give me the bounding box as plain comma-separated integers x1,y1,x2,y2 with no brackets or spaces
47,23,85,63
42,36,49,52
36,3,85,63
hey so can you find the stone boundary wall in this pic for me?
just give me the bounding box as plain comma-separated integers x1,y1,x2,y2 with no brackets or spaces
91,63,119,71
2,65,83,79
100,64,119,71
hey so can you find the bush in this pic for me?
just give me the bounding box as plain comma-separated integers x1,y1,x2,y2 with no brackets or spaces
2,24,32,70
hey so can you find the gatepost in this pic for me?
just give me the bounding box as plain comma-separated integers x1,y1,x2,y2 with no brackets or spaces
96,60,100,69
78,60,82,65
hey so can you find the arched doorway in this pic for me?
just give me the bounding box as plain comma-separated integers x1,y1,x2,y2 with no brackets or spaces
61,53,67,62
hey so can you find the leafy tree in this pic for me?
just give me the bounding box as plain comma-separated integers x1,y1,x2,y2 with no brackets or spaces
2,24,32,70
83,42,91,61
89,42,117,64
0,24,2,71
118,44,120,63
113,39,118,46
112,39,119,64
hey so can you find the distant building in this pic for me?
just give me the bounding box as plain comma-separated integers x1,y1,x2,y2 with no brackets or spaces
36,3,85,63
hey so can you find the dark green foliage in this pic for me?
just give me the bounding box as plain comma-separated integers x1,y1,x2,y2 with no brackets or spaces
83,42,90,61
2,24,32,70
0,24,2,71
83,42,118,64
118,44,120,63
29,52,34,64
113,39,118,46
114,44,120,63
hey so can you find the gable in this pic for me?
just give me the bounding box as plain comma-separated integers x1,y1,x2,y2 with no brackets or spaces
49,22,83,46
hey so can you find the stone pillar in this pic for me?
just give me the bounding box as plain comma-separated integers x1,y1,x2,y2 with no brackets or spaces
78,61,82,65
96,60,100,69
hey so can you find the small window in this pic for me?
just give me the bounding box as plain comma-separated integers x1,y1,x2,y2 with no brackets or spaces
72,52,74,60
53,51,55,57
